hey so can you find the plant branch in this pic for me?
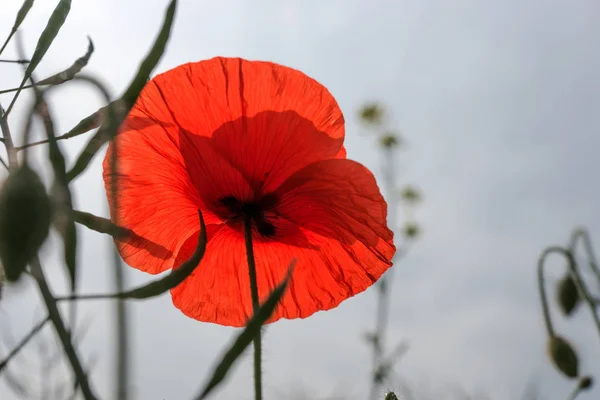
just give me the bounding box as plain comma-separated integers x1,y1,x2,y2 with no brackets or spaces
0,59,29,64
0,102,17,169
0,315,50,373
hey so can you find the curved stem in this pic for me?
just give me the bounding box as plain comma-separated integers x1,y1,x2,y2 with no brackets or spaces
538,246,600,342
570,227,600,285
537,247,560,338
244,216,262,400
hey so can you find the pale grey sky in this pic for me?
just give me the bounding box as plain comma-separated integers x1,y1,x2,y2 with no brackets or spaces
1,0,600,399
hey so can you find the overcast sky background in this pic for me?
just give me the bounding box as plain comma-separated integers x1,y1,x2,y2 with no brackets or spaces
1,0,600,399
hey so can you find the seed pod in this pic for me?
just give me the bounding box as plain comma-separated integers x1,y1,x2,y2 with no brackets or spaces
556,274,580,316
547,336,579,379
0,165,52,282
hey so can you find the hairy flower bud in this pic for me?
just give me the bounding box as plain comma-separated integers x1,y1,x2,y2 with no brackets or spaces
556,274,580,316
547,336,579,379
0,165,51,281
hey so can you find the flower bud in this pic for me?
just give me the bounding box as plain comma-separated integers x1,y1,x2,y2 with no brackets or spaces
384,392,399,400
547,336,579,379
556,274,580,316
0,165,51,281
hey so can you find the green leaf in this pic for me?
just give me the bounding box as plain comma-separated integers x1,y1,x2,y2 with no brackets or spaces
35,36,94,86
121,0,177,109
120,210,206,299
4,0,71,117
56,210,208,303
12,0,35,32
194,261,295,400
61,100,124,141
22,0,71,84
72,209,128,239
66,0,177,183
0,0,34,56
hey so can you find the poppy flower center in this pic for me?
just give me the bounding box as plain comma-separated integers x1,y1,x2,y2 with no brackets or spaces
217,194,278,238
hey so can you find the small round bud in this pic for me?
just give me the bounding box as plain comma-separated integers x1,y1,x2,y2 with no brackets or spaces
547,336,579,379
380,134,400,149
403,223,420,239
578,376,593,390
359,103,384,125
400,185,422,204
0,165,51,282
384,392,399,400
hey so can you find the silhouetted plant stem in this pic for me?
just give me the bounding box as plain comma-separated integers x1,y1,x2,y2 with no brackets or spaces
108,118,129,400
0,58,29,64
29,257,97,400
0,102,17,169
537,247,559,338
0,315,50,373
244,216,263,400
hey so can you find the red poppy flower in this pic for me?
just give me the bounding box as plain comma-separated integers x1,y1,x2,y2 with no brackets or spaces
103,57,395,327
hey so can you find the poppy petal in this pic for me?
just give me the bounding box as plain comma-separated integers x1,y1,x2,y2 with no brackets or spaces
169,159,395,327
148,57,344,142
102,116,223,275
141,58,346,191
198,110,345,194
275,159,395,254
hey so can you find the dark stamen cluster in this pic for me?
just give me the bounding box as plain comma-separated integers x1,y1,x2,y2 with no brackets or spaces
218,195,277,237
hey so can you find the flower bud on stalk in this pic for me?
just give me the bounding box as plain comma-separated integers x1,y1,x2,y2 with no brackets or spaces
556,274,580,316
547,335,579,379
0,165,51,282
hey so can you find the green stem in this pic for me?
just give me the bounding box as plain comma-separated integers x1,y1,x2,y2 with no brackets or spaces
566,386,581,400
244,216,262,400
30,257,97,400
0,315,50,372
537,247,558,338
570,227,600,286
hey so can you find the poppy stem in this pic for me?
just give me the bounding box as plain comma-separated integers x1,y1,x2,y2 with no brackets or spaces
244,216,262,400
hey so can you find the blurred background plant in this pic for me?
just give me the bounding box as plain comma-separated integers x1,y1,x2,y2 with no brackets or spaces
357,102,423,400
